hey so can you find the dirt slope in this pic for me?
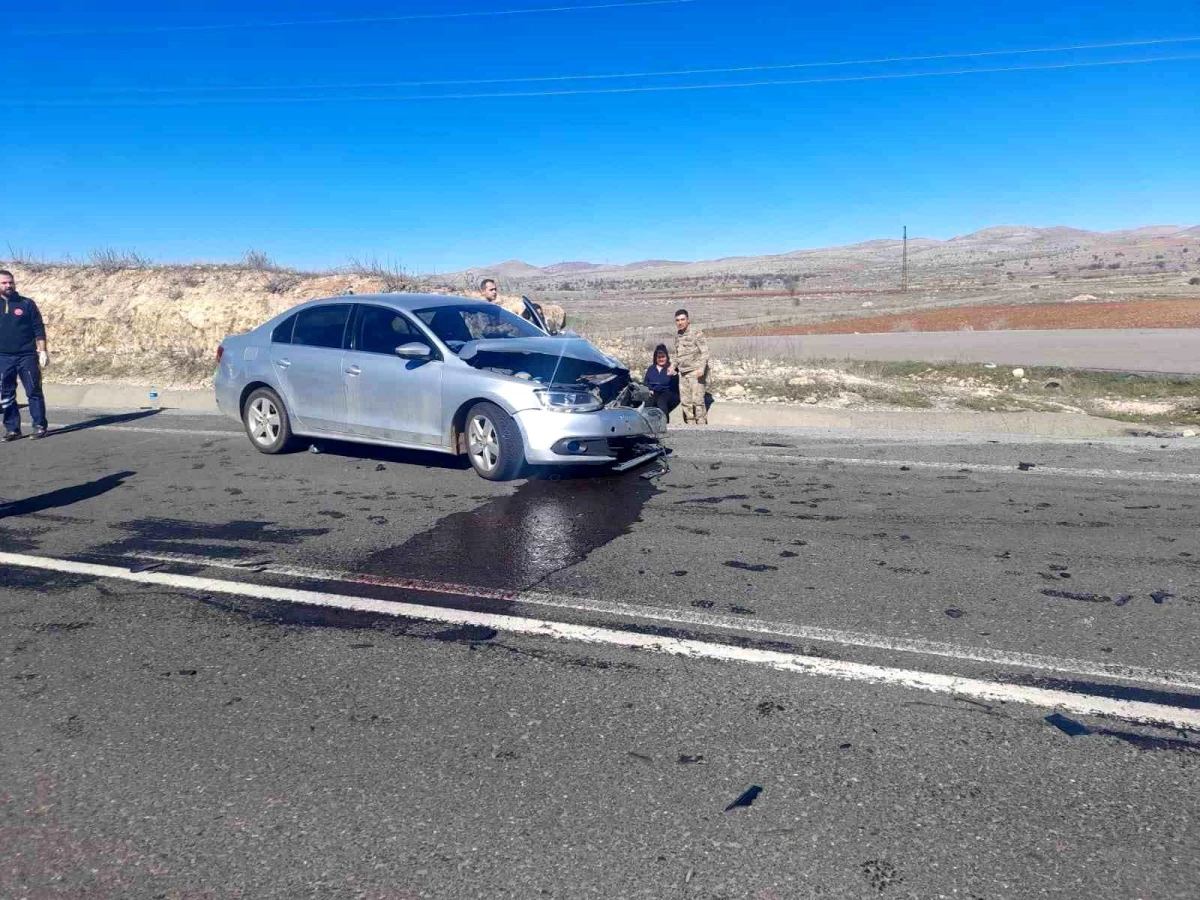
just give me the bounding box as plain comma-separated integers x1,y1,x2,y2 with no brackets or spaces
8,264,562,386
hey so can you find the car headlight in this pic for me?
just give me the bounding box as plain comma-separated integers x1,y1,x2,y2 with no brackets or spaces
534,388,603,413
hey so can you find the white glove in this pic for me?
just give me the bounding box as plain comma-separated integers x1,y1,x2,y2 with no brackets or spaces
38,350,49,368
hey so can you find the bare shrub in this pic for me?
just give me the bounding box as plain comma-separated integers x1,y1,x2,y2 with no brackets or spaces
266,273,298,294
346,255,410,292
242,249,278,271
5,243,50,269
1190,277,1200,286
889,319,917,333
89,247,152,272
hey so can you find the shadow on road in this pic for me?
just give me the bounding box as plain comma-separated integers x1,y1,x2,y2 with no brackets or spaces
0,471,136,519
47,408,164,437
299,437,473,472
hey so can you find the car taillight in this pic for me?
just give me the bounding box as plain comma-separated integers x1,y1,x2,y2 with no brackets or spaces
216,345,225,363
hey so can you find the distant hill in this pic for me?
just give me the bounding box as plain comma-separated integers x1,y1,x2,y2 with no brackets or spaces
542,261,604,275
458,224,1197,283
448,223,1190,289
482,259,547,279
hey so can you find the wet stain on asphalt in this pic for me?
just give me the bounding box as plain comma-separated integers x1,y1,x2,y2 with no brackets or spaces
198,592,502,644
724,560,779,573
2,568,97,592
1041,588,1112,603
353,472,660,591
0,525,43,553
861,859,903,892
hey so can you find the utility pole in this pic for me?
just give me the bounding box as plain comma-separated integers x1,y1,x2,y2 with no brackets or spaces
901,225,908,293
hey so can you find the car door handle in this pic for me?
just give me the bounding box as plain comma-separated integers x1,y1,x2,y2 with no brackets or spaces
275,358,291,369
345,365,361,376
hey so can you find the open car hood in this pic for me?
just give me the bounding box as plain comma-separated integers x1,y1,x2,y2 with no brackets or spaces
459,337,631,401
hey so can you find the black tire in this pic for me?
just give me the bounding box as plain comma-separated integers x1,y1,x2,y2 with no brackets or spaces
464,401,525,481
242,387,294,455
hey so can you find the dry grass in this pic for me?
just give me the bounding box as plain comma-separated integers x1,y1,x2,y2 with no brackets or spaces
583,331,1200,424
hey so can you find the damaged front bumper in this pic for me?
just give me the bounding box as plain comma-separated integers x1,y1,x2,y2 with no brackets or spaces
513,405,667,466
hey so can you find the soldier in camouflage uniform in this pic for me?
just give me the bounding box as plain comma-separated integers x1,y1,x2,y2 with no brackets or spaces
672,309,709,425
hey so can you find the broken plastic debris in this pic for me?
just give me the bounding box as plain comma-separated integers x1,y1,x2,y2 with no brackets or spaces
1045,712,1091,737
308,444,321,453
724,785,763,811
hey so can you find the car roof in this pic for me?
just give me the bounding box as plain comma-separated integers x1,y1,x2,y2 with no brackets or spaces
299,292,485,312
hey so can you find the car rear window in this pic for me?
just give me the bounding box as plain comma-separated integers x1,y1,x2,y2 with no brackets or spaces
271,313,296,344
292,304,351,350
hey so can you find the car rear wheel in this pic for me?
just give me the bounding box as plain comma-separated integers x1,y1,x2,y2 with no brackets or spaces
243,387,294,454
465,401,525,481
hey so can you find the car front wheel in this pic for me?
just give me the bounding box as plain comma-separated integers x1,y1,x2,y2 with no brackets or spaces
243,387,294,454
465,401,525,481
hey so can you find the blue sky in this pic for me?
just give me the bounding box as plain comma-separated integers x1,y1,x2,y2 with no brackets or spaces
3,0,1198,273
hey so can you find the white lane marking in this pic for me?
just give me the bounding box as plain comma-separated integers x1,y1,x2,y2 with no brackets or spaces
707,452,1200,483
5,551,1198,729
61,422,1200,483
126,550,1200,691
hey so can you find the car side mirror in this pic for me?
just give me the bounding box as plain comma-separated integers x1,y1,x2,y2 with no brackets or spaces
395,342,433,360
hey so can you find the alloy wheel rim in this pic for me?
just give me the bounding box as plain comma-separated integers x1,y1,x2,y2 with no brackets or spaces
248,397,281,446
468,414,500,472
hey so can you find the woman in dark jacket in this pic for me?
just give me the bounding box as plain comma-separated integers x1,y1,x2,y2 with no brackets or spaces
644,344,680,421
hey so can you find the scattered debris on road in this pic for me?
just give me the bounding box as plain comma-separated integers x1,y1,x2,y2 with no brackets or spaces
724,785,763,812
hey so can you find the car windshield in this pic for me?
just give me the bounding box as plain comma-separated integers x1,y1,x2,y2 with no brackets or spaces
414,303,545,353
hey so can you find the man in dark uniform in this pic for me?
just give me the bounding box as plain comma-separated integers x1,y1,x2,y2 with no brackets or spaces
0,269,50,440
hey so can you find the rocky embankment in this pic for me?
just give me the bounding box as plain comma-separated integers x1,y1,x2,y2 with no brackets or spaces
7,263,563,387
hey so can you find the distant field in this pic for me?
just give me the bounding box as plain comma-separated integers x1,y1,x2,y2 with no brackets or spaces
711,297,1200,337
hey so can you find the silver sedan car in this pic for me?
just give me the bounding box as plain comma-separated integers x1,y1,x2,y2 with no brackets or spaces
213,293,667,480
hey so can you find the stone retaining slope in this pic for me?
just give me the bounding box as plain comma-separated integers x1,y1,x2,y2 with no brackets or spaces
7,263,561,387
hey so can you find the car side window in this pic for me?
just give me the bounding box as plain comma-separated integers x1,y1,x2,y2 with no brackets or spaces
356,305,425,355
292,304,352,350
271,313,296,344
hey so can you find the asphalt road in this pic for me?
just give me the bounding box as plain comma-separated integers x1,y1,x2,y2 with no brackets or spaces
3,409,1199,899
710,328,1200,374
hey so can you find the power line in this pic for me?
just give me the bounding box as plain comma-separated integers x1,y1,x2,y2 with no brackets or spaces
12,53,1196,107
10,0,696,37
19,34,1200,96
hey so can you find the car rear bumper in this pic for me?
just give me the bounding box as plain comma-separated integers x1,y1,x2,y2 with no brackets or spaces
514,406,667,465
212,373,242,423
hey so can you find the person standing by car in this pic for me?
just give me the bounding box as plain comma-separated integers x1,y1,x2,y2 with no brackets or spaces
673,309,708,425
0,269,50,441
644,343,679,421
479,278,499,303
